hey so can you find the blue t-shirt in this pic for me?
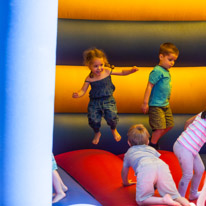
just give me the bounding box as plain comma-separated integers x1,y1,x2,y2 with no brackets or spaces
149,65,171,107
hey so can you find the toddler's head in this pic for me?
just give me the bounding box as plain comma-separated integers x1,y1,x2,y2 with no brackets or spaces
159,42,179,57
83,48,108,66
127,124,150,146
158,43,179,69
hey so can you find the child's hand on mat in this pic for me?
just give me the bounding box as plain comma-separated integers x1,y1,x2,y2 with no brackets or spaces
122,179,136,187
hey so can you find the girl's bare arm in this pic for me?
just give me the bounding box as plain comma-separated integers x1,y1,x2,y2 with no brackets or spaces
111,66,138,76
72,81,90,98
184,114,197,130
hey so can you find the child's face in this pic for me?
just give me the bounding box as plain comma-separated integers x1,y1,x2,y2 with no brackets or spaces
159,53,178,69
89,57,104,76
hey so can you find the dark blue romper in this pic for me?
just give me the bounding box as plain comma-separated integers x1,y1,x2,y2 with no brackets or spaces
87,75,119,133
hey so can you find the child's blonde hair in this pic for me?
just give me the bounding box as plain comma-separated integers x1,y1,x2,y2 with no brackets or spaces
127,124,150,146
83,48,108,66
159,42,179,56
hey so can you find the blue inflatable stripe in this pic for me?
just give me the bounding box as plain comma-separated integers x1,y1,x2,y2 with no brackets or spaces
56,19,206,67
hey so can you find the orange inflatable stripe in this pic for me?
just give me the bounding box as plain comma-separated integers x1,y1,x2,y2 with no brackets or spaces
55,66,206,114
58,0,206,21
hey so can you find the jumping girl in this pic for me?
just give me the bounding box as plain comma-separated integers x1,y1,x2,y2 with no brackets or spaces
72,48,138,144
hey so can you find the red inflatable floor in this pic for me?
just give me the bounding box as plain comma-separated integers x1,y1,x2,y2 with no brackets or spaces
55,149,205,206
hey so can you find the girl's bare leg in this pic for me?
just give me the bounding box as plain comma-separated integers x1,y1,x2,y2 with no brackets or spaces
52,170,67,203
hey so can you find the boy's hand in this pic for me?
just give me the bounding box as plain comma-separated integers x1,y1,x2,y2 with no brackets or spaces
72,92,79,98
122,179,136,187
141,103,149,114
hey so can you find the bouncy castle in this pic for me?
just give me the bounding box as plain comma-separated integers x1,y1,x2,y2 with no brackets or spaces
1,0,206,206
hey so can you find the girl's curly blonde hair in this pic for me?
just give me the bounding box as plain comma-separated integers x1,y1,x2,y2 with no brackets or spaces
83,48,108,66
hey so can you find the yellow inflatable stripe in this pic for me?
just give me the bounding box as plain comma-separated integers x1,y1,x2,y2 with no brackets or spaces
55,66,206,114
58,0,206,21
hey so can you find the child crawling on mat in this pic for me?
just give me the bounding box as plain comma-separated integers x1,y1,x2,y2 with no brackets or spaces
121,124,194,206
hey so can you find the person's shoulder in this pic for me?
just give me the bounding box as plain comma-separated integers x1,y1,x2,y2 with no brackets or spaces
126,145,138,153
130,145,146,152
154,65,166,72
147,145,161,156
149,66,163,79
85,74,92,83
150,65,162,73
145,145,155,151
196,112,206,122
153,65,160,69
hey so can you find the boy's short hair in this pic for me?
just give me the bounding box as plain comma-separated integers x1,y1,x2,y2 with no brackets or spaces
127,124,150,146
159,42,179,56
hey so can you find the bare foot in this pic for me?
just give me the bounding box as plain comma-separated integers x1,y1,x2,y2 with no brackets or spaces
52,192,66,203
175,196,192,206
163,194,181,206
111,129,121,142
92,132,101,144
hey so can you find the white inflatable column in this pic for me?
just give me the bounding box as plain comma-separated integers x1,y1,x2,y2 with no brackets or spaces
0,0,58,205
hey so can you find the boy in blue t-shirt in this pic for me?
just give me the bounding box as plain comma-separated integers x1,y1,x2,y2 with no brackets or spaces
142,43,179,149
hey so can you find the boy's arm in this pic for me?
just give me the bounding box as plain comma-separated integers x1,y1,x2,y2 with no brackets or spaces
184,114,197,130
141,82,154,114
111,66,138,76
72,81,90,98
121,166,136,186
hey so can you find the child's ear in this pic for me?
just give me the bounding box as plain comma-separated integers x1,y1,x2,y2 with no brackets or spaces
127,140,131,147
159,54,163,60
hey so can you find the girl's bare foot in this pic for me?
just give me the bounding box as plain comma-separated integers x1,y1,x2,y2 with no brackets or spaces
92,132,101,144
52,192,66,203
163,194,181,206
111,129,121,142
